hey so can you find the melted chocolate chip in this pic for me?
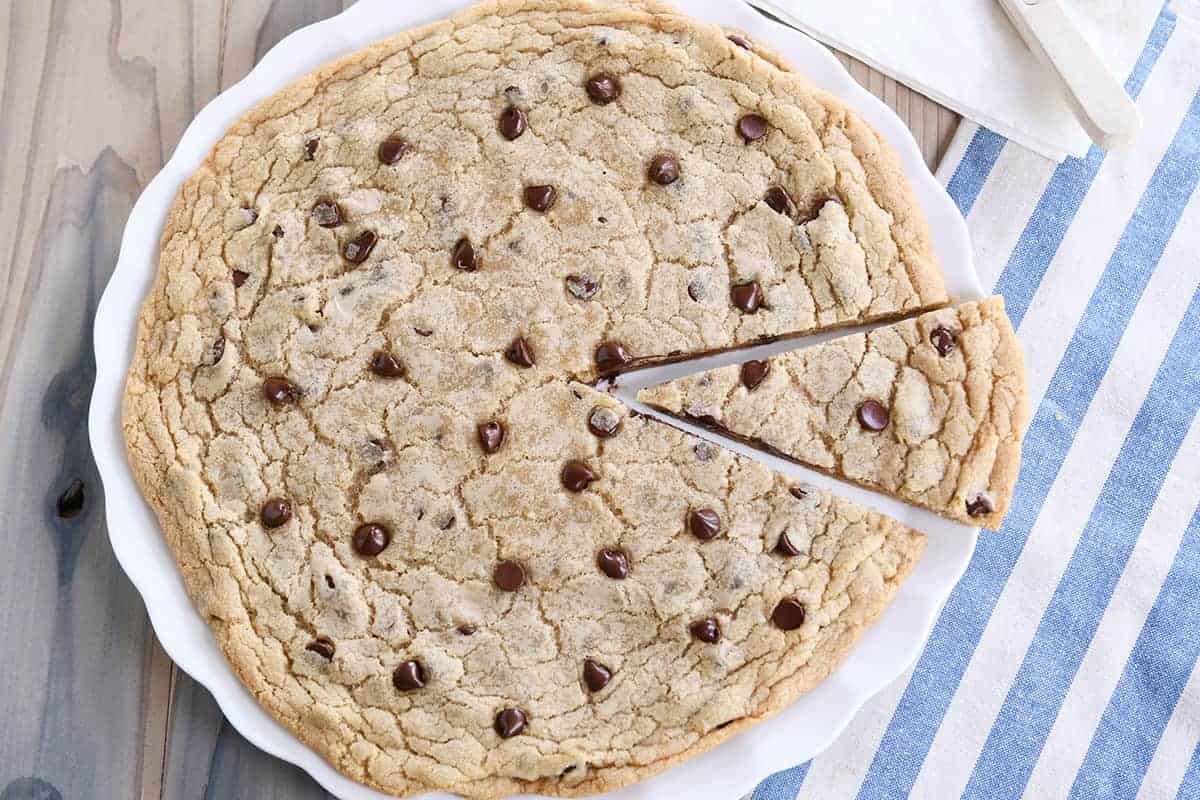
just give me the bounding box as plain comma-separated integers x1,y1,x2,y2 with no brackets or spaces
596,547,630,579
499,106,527,140
352,523,391,556
583,659,613,692
731,281,763,314
272,225,284,239
966,494,994,518
478,421,506,454
562,460,599,492
369,350,405,379
311,200,342,228
344,230,378,263
789,486,809,500
594,341,633,376
260,498,293,529
585,73,622,105
452,237,477,271
393,660,426,691
741,360,771,390
306,637,335,659
648,154,681,186
378,136,411,164
772,598,806,631
304,138,319,160
524,185,557,212
931,325,958,356
690,618,721,644
738,114,769,142
232,269,249,287
857,400,891,432
505,337,536,368
774,532,802,557
728,33,753,49
494,560,526,591
764,186,795,216
495,707,527,738
587,406,621,438
688,508,722,541
56,479,85,519
565,274,600,300
263,377,300,405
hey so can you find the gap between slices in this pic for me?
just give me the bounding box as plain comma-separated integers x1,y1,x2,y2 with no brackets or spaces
625,297,1030,531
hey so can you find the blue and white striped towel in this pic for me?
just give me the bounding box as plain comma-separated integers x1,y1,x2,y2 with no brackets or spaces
749,5,1200,799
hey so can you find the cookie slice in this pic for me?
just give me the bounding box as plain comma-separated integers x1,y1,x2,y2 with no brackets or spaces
639,298,1029,529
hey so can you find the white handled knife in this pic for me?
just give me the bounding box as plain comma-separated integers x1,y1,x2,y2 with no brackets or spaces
997,0,1141,150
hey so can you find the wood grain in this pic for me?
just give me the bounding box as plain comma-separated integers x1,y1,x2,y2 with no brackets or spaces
0,2,957,799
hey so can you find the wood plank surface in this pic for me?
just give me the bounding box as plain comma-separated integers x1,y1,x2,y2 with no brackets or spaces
0,3,958,799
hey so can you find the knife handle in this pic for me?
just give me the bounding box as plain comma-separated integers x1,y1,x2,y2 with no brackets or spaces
998,0,1141,150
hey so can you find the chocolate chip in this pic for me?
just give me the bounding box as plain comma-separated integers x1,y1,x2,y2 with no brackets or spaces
583,659,613,692
966,494,994,518
344,230,377,263
690,618,721,643
367,350,405,379
648,154,680,186
378,136,411,164
325,574,336,589
524,185,557,212
731,281,763,313
728,33,753,49
232,269,250,287
453,238,477,271
306,637,335,659
688,508,722,541
353,523,391,556
772,598,806,630
596,547,630,579
311,200,342,228
585,73,622,105
774,532,802,557
687,278,707,302
495,707,527,738
587,406,621,438
304,138,319,160
931,325,958,356
478,421,505,454
393,660,426,691
505,337,536,368
764,186,794,216
594,341,633,376
562,460,599,492
437,512,456,531
260,498,293,529
414,326,434,337
694,441,716,462
499,106,527,140
494,560,526,591
738,114,769,142
263,377,300,405
56,479,85,519
565,274,600,300
457,624,477,636
209,336,226,366
272,225,285,239
789,486,808,500
741,360,770,390
857,400,890,432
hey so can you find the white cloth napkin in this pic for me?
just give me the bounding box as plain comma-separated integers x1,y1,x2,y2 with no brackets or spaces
744,0,1163,161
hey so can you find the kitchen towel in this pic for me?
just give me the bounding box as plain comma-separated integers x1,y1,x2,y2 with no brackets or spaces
749,5,1200,799
744,0,1163,161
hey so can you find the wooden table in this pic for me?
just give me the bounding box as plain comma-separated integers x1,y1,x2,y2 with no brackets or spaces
0,3,958,798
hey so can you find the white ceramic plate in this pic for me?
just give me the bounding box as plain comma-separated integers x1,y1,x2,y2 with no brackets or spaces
89,2,982,799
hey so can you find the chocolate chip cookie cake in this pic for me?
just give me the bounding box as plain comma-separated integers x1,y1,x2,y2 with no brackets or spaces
119,0,1007,796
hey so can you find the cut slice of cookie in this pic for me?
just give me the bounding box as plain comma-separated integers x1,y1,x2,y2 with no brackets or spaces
639,298,1029,529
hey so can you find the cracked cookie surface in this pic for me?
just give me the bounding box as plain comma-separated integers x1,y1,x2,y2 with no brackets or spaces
122,0,943,796
640,298,1029,529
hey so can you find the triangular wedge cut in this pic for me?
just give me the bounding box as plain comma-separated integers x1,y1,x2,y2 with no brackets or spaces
640,298,1029,530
